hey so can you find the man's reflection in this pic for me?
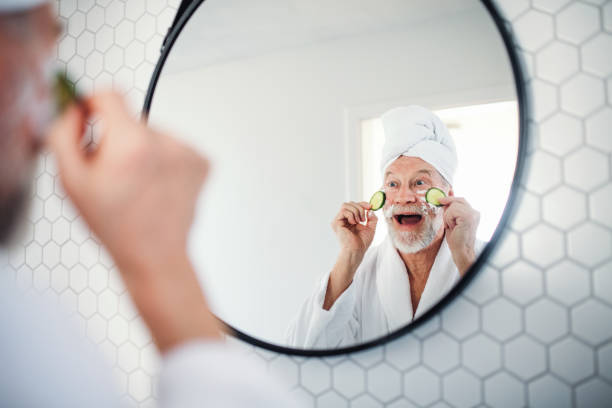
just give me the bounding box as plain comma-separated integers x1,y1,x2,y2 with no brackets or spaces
287,106,483,348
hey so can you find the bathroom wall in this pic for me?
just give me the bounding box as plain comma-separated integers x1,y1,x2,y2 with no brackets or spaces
1,0,610,406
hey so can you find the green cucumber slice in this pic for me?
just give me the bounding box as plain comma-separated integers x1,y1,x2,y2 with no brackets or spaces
425,187,446,206
54,71,79,114
369,191,386,211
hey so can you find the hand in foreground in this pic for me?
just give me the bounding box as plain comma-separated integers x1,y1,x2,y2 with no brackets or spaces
47,92,220,352
331,201,378,257
438,196,480,276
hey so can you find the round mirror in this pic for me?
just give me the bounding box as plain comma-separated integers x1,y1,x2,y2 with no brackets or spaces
145,0,526,354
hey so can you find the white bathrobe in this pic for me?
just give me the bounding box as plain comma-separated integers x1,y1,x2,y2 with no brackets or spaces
286,236,485,348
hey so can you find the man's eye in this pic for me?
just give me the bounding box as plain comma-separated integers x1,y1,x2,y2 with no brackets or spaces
388,181,398,188
416,180,425,186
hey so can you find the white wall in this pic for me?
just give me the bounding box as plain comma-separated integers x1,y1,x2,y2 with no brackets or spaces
148,5,515,345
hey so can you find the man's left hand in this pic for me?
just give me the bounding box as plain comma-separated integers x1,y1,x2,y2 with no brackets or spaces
438,196,480,276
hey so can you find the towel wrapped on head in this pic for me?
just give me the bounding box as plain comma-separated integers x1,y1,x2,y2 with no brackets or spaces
380,105,457,185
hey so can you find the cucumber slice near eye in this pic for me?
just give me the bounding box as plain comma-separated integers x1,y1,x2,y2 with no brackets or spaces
425,187,446,206
369,191,386,211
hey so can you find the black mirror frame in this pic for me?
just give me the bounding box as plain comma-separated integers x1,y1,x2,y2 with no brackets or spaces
142,0,529,357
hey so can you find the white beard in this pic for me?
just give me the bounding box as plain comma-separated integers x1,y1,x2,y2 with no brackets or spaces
384,204,443,254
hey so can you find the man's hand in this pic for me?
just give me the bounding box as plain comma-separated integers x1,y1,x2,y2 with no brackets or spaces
47,92,221,352
324,202,378,310
438,196,480,276
331,201,378,256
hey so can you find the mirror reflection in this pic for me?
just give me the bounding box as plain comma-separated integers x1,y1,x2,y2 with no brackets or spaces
148,0,518,349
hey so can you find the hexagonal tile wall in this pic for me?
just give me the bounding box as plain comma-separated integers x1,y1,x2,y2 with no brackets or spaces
3,0,610,407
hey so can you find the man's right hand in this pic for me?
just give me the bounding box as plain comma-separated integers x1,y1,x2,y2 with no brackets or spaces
324,201,378,310
331,201,378,257
47,92,221,352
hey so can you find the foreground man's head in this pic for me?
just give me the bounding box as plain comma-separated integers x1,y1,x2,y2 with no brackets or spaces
0,1,59,243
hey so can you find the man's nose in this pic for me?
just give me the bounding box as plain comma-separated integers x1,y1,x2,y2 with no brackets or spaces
394,186,418,204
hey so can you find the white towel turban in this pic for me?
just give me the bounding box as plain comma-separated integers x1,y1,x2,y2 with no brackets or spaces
380,105,457,185
0,0,48,12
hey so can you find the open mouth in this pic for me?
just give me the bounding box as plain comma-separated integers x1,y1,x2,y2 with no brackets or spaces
394,214,423,226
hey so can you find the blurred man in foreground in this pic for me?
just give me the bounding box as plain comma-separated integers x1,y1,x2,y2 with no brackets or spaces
0,1,296,406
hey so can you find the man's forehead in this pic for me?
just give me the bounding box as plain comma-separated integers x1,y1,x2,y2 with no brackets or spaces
384,157,436,178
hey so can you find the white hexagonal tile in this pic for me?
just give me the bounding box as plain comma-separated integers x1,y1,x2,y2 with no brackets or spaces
15,265,31,291
50,265,69,293
482,298,522,341
367,363,401,403
576,379,612,408
542,186,587,230
586,107,612,152
564,147,609,192
25,242,42,268
557,2,600,44
88,264,109,293
34,219,52,245
43,195,62,222
533,0,571,13
301,359,331,395
85,50,104,78
442,369,480,408
59,289,77,314
521,225,564,268
140,343,159,376
536,41,579,83
129,318,152,348
489,231,519,269
125,41,145,69
114,20,135,48
119,292,138,319
528,375,572,408
593,261,612,304
464,266,500,305
104,45,124,74
95,25,114,53
98,289,118,319
525,299,568,343
561,74,606,117
598,343,612,383
547,260,591,305
76,30,95,57
504,336,547,380
385,335,420,371
135,13,156,42
572,300,612,345
423,333,460,374
568,222,612,267
108,315,129,345
513,10,554,52
332,360,364,398
58,36,76,62
350,347,384,368
77,0,94,13
530,79,558,121
317,390,347,408
69,263,87,293
502,261,543,304
36,173,54,200
79,238,99,268
462,334,501,377
105,0,124,27
32,265,50,292
66,55,85,81
86,6,105,32
524,151,562,193
86,314,107,344
484,372,525,408
43,242,61,268
581,33,612,77
28,197,44,223
51,218,70,245
125,0,146,21
404,367,440,406
510,188,541,231
77,289,97,318
350,395,381,408
539,113,582,156
134,62,155,91
441,298,479,340
128,370,151,402
59,0,76,17
591,184,612,230
550,337,594,384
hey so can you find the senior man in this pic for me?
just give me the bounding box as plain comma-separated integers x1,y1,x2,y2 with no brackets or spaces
0,1,296,407
287,106,482,348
